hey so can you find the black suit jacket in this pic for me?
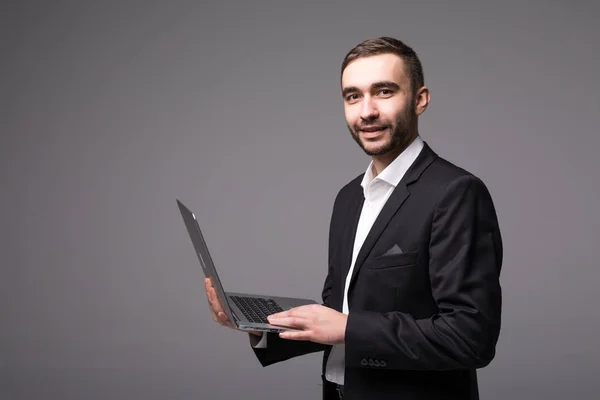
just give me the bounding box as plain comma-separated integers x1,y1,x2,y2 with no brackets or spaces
252,143,503,400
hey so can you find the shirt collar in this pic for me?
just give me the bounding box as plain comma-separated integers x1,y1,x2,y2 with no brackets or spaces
360,135,424,194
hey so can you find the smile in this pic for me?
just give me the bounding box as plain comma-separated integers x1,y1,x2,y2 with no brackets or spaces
360,127,387,138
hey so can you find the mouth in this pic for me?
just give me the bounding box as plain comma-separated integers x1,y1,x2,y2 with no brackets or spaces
359,126,388,139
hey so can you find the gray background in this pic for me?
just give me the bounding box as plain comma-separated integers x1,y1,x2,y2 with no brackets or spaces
2,0,599,399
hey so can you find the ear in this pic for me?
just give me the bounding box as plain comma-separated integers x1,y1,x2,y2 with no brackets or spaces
414,86,430,116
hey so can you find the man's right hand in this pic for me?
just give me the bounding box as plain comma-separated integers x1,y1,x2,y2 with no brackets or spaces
204,278,263,338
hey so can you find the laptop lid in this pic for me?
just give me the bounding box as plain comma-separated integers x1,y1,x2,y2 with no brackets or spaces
176,199,237,324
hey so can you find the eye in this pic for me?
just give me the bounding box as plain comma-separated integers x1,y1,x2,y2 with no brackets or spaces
345,94,359,102
377,89,393,96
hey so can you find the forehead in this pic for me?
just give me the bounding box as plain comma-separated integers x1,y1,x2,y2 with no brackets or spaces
341,53,408,90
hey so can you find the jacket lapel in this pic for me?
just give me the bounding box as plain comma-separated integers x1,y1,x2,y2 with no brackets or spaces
339,184,364,306
348,185,409,286
347,143,438,294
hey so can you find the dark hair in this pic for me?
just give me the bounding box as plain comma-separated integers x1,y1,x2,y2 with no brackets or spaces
341,37,424,95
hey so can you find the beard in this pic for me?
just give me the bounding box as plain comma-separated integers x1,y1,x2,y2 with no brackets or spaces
348,103,416,156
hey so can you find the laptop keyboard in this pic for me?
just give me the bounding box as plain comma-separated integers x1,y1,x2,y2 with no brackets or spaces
229,295,284,324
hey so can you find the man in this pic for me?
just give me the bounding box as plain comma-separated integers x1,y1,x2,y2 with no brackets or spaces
205,37,503,399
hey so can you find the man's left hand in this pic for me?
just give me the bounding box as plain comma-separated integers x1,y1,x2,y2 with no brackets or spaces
267,304,347,345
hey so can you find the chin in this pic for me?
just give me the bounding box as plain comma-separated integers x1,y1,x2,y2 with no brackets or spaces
361,139,392,156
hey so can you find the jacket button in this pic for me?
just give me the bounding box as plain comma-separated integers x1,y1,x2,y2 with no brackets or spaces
374,360,381,367
380,360,387,367
368,359,374,366
361,358,368,366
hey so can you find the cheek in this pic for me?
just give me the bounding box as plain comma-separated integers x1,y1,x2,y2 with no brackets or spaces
379,100,408,121
344,107,357,126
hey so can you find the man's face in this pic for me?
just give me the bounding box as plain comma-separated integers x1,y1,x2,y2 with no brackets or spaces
341,53,416,156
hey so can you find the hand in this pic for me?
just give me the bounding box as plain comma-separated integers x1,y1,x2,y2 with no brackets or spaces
204,278,262,337
267,304,347,345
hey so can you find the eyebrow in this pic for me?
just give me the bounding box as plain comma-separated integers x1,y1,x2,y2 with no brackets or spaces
342,81,401,98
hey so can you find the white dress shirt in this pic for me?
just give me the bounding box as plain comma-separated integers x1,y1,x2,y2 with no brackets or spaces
254,136,425,386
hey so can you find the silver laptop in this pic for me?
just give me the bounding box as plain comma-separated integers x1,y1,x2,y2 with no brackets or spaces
177,199,317,333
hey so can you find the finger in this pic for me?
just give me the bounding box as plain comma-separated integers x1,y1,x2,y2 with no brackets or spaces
289,308,316,319
279,330,313,341
217,312,234,327
289,304,321,316
272,307,314,321
207,295,219,321
206,288,218,311
268,316,309,329
270,304,312,319
217,311,229,322
205,284,218,311
207,290,226,324
205,278,216,294
209,288,224,313
269,310,289,319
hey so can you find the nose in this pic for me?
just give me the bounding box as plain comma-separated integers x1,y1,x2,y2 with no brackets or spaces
360,96,378,120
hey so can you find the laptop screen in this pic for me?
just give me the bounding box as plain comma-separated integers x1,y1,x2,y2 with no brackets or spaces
176,199,236,323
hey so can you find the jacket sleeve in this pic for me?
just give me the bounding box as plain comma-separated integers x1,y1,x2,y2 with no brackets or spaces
251,269,330,366
251,261,332,366
345,175,503,370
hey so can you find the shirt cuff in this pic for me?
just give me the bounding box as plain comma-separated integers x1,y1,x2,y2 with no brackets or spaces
251,332,268,348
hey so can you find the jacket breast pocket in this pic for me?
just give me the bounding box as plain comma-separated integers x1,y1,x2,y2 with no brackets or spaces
366,251,419,270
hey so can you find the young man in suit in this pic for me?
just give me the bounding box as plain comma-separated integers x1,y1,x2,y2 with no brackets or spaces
205,37,503,400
